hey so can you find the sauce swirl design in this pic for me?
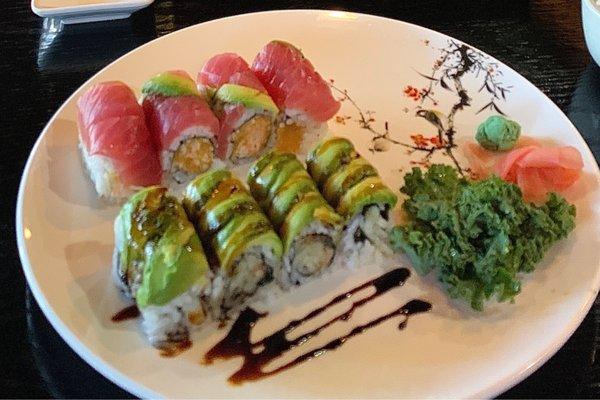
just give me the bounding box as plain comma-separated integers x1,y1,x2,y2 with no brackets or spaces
203,267,431,384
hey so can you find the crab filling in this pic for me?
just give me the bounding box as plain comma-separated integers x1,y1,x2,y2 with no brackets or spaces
172,138,214,175
230,115,273,162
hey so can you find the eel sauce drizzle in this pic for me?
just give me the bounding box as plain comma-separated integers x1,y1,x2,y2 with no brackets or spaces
203,267,431,384
111,304,140,322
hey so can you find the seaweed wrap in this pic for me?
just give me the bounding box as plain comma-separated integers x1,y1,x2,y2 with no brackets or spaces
248,151,343,286
306,137,398,255
183,170,282,318
112,186,209,349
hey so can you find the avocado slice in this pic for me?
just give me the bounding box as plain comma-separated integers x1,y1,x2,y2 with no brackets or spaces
136,224,208,308
142,70,199,98
264,158,306,203
215,84,279,114
248,150,276,182
306,137,357,189
336,176,398,218
322,157,378,207
183,169,231,218
268,175,318,229
217,227,283,276
281,191,342,252
213,211,274,272
200,191,258,236
115,186,163,279
116,186,209,308
251,152,297,205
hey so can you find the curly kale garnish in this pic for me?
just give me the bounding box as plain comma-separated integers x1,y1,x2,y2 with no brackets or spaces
390,165,576,311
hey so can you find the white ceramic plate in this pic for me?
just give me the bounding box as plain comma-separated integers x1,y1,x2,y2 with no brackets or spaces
16,10,600,398
31,0,153,24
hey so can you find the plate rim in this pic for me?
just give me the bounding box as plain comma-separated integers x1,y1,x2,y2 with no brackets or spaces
31,0,154,18
16,9,600,398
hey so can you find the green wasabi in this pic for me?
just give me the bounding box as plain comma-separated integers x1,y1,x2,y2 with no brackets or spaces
475,115,521,151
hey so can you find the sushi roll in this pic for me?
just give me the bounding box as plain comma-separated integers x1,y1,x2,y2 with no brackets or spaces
77,81,162,199
198,53,279,165
112,186,209,349
306,137,398,256
142,70,220,183
183,170,282,318
251,40,341,154
248,151,343,286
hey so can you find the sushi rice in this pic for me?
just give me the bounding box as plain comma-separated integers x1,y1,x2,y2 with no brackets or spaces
340,204,394,266
207,245,279,317
140,283,205,347
79,142,129,199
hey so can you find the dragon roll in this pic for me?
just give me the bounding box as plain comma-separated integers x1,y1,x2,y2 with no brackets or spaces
112,187,209,350
183,170,282,318
306,137,398,256
248,151,344,286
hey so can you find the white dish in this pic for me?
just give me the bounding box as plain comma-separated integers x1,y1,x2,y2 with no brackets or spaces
583,0,600,66
31,0,153,24
16,10,600,398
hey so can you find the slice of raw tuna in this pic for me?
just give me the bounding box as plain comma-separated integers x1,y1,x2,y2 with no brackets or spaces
77,81,161,190
251,40,340,123
199,53,266,92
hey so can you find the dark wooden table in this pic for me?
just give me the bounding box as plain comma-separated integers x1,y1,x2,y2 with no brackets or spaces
3,0,600,397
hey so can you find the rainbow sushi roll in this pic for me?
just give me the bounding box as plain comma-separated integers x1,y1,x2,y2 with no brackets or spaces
77,81,162,199
198,53,279,165
248,151,343,286
142,70,220,183
183,170,282,318
306,137,398,256
112,187,209,349
251,41,341,154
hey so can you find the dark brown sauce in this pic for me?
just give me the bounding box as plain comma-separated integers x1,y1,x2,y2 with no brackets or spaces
203,268,431,385
111,304,140,322
159,339,193,358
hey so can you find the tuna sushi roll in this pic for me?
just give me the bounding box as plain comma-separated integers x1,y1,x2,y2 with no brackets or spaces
251,40,341,154
198,53,279,165
112,186,209,350
306,137,398,256
142,70,220,183
248,151,343,286
77,81,162,199
183,170,282,318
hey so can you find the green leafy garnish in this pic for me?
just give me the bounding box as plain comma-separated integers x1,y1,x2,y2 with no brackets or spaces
390,164,576,310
